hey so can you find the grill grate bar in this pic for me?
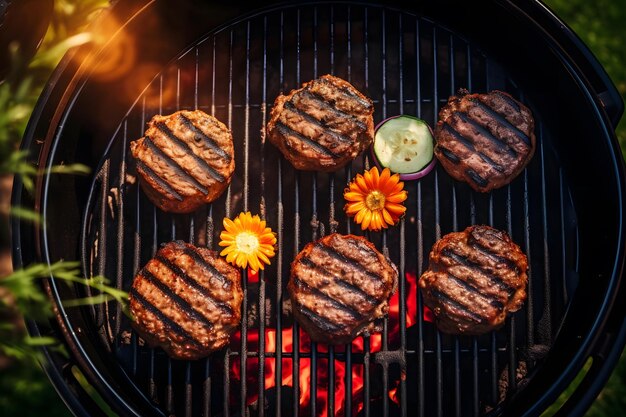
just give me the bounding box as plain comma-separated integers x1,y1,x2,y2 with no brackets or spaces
238,19,253,417
185,362,192,417
345,345,353,417
485,65,499,407
275,156,284,417
523,170,535,349
363,336,371,417
447,30,464,417
380,9,390,417
223,347,515,359
507,186,518,394
433,23,444,417
416,179,425,417
240,269,249,417
223,349,230,417
275,10,285,417
414,15,425,417
149,349,156,400
204,359,211,417
257,14,269,417
472,339,479,417
96,158,109,339
114,120,128,340
293,172,301,417
538,123,553,342
328,347,335,417
310,166,318,417
166,359,174,415
363,8,371,417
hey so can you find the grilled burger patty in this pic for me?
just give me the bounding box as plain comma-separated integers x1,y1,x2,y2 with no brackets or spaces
419,225,528,335
288,233,398,344
434,89,536,192
130,109,235,213
267,74,375,172
129,241,243,360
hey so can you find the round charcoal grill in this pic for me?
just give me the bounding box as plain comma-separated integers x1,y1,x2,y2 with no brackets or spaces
11,1,626,416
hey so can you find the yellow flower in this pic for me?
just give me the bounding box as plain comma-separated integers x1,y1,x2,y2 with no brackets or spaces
219,212,277,271
344,166,408,231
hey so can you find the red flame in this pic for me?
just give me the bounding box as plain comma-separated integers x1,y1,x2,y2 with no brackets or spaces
230,272,424,416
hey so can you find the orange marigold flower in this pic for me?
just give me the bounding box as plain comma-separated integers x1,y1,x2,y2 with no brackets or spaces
219,212,277,271
344,166,408,231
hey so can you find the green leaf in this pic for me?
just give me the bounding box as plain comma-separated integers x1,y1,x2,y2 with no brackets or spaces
45,163,91,175
24,336,58,347
9,206,42,224
29,33,93,68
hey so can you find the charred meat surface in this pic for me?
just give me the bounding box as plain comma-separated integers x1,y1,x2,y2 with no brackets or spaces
434,89,536,192
267,74,375,172
419,225,528,335
129,241,243,360
288,233,398,344
130,109,235,213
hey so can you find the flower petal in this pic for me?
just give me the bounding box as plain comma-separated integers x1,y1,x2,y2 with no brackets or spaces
386,202,407,215
223,217,235,231
345,201,365,215
369,166,380,189
344,191,365,202
381,208,395,225
386,191,408,203
355,174,369,193
361,210,372,230
355,208,367,225
368,211,379,230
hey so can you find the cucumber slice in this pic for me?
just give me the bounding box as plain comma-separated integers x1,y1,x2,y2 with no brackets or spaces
373,115,435,179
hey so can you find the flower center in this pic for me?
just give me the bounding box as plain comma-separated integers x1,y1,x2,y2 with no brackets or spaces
235,232,260,255
365,190,386,211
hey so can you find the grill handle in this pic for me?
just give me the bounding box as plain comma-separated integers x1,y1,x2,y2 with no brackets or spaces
527,1,624,130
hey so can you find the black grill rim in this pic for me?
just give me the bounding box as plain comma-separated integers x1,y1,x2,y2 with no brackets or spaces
10,1,626,417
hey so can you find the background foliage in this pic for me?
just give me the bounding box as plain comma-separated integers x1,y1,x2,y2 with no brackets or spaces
0,0,624,415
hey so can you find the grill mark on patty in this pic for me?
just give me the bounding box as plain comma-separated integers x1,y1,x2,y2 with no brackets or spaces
275,122,339,159
453,111,518,157
441,124,505,173
470,98,532,146
153,255,234,316
142,136,209,195
297,256,380,305
317,77,373,110
138,269,215,330
291,276,363,320
468,240,521,274
296,90,368,131
430,289,487,323
440,248,516,296
313,243,384,284
135,160,183,201
445,272,503,312
178,113,232,163
284,100,352,144
297,305,343,332
169,242,232,289
130,288,204,349
465,169,489,188
154,121,226,183
338,237,381,260
438,146,461,164
492,91,521,112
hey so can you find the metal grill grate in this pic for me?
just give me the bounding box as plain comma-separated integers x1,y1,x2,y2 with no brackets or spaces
79,4,577,416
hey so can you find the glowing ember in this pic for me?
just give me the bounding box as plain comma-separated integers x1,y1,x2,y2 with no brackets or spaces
229,272,421,415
